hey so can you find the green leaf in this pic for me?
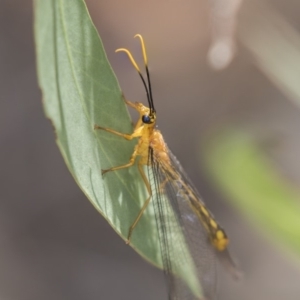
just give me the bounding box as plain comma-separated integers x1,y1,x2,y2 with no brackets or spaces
34,0,202,296
34,0,161,266
203,129,300,257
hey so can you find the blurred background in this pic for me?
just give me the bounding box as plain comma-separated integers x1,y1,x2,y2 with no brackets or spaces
1,0,300,299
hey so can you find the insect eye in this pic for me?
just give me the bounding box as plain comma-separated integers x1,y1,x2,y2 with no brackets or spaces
142,115,151,124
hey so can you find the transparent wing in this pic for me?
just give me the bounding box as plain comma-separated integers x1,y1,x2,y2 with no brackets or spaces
148,146,238,300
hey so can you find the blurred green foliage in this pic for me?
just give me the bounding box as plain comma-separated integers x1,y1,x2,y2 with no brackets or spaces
204,129,300,258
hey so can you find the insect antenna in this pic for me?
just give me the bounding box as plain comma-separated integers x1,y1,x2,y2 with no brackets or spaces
134,34,155,113
116,35,155,113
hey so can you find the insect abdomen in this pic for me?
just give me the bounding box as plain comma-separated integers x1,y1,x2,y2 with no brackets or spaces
195,202,229,251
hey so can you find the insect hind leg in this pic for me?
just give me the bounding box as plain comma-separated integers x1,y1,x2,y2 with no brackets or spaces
126,162,152,244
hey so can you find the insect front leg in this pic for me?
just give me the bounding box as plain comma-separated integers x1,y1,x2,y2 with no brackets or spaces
94,96,135,139
94,124,134,140
122,96,136,109
94,114,144,140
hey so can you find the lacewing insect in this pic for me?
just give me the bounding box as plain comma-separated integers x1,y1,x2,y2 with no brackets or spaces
95,35,239,300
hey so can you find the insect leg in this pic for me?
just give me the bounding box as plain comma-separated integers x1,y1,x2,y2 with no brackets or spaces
123,97,136,109
159,178,169,194
94,125,134,141
102,148,138,175
120,97,142,127
126,161,152,245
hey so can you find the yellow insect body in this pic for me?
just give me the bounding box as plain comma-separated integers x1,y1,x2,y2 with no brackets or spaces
95,34,238,300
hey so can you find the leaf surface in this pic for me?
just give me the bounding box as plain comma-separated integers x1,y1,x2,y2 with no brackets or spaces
34,0,161,265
